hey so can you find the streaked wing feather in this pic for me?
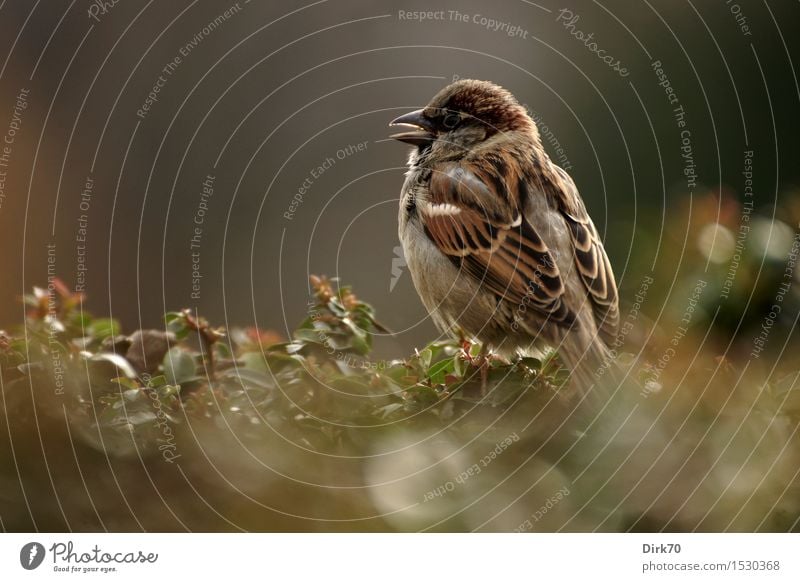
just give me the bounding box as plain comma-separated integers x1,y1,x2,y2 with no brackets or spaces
559,197,619,341
422,162,574,326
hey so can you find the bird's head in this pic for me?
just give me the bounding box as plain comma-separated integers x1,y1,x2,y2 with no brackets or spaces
389,79,535,152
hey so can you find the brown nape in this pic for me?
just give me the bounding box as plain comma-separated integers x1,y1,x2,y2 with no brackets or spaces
426,79,532,134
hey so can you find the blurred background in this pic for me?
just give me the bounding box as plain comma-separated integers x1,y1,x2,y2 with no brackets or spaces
1,0,799,532
0,0,797,354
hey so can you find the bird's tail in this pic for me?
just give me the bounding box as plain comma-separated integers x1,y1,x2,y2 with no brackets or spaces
557,337,628,405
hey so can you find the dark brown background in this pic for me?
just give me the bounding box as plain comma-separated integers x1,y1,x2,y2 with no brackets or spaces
0,0,797,356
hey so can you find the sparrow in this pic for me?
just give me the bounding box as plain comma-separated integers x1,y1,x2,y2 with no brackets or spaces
390,79,619,390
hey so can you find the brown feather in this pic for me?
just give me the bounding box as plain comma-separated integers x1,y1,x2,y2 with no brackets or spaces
421,161,575,326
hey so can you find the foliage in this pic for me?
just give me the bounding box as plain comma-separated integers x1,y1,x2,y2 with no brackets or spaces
1,275,799,532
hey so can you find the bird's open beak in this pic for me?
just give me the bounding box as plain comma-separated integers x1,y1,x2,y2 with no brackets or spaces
389,109,436,146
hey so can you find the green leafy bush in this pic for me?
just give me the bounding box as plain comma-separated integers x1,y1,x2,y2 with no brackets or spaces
1,275,798,532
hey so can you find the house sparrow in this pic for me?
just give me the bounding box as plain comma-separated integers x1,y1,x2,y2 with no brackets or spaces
390,79,619,390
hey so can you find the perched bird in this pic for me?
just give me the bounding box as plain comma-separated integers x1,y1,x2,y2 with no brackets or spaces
390,79,619,390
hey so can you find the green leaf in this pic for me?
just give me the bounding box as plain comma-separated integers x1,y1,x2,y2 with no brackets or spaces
90,352,137,378
294,328,324,344
165,312,189,340
122,388,141,401
88,318,121,341
162,348,197,385
123,410,157,426
517,357,542,372
146,375,169,388
296,316,314,331
112,377,140,390
427,358,455,386
215,341,232,360
158,383,181,400
404,384,439,407
240,351,269,373
418,348,433,371
164,312,182,324
327,297,347,317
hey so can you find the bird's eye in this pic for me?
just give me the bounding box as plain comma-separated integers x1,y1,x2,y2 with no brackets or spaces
443,113,461,129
